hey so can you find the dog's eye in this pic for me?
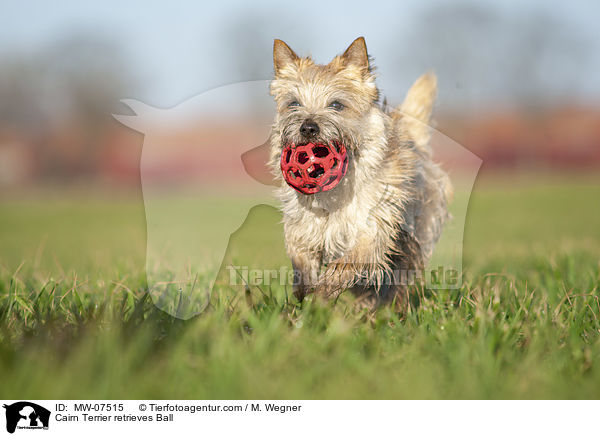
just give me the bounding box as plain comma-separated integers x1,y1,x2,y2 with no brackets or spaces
328,101,344,111
287,100,300,109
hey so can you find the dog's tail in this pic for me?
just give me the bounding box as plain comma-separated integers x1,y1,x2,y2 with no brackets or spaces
391,72,437,153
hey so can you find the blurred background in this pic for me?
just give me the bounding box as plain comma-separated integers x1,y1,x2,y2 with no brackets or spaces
0,0,599,277
1,0,599,189
1,0,600,400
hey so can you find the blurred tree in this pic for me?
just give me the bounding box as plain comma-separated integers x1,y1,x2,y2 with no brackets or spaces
215,9,316,114
397,2,593,112
220,8,316,82
0,34,133,181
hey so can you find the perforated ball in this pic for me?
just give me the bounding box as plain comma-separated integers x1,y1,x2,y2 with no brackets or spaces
280,142,348,194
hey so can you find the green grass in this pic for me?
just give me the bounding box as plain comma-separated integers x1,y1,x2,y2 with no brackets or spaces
1,176,599,399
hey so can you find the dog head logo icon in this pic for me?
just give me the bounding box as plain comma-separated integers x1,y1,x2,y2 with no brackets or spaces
3,402,50,434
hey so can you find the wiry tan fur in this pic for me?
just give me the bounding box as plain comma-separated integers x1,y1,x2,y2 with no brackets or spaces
268,37,452,309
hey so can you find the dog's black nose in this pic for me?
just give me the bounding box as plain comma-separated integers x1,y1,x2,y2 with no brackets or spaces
300,119,320,138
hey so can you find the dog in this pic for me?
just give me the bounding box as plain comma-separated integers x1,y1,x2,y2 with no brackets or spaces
268,37,452,309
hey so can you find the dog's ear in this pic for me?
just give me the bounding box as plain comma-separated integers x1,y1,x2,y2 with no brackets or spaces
341,37,369,71
273,39,299,76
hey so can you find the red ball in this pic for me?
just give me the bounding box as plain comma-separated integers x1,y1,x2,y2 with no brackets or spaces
280,142,348,194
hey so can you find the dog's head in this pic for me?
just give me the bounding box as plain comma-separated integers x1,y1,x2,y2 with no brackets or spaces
270,37,379,154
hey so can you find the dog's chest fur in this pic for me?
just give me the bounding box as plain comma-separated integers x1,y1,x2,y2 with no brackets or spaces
274,110,406,264
278,179,378,264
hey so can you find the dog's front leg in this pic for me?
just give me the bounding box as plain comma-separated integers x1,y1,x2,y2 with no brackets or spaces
288,247,322,301
314,236,390,299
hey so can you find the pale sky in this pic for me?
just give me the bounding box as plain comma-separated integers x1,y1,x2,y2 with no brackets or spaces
1,0,598,109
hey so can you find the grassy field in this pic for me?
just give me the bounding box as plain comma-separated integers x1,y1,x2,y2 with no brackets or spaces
1,175,599,399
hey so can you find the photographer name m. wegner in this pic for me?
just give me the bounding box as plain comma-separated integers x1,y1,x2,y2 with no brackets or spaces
146,403,301,413
226,265,460,289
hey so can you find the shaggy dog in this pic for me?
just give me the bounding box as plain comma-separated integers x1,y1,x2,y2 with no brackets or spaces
268,37,452,308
